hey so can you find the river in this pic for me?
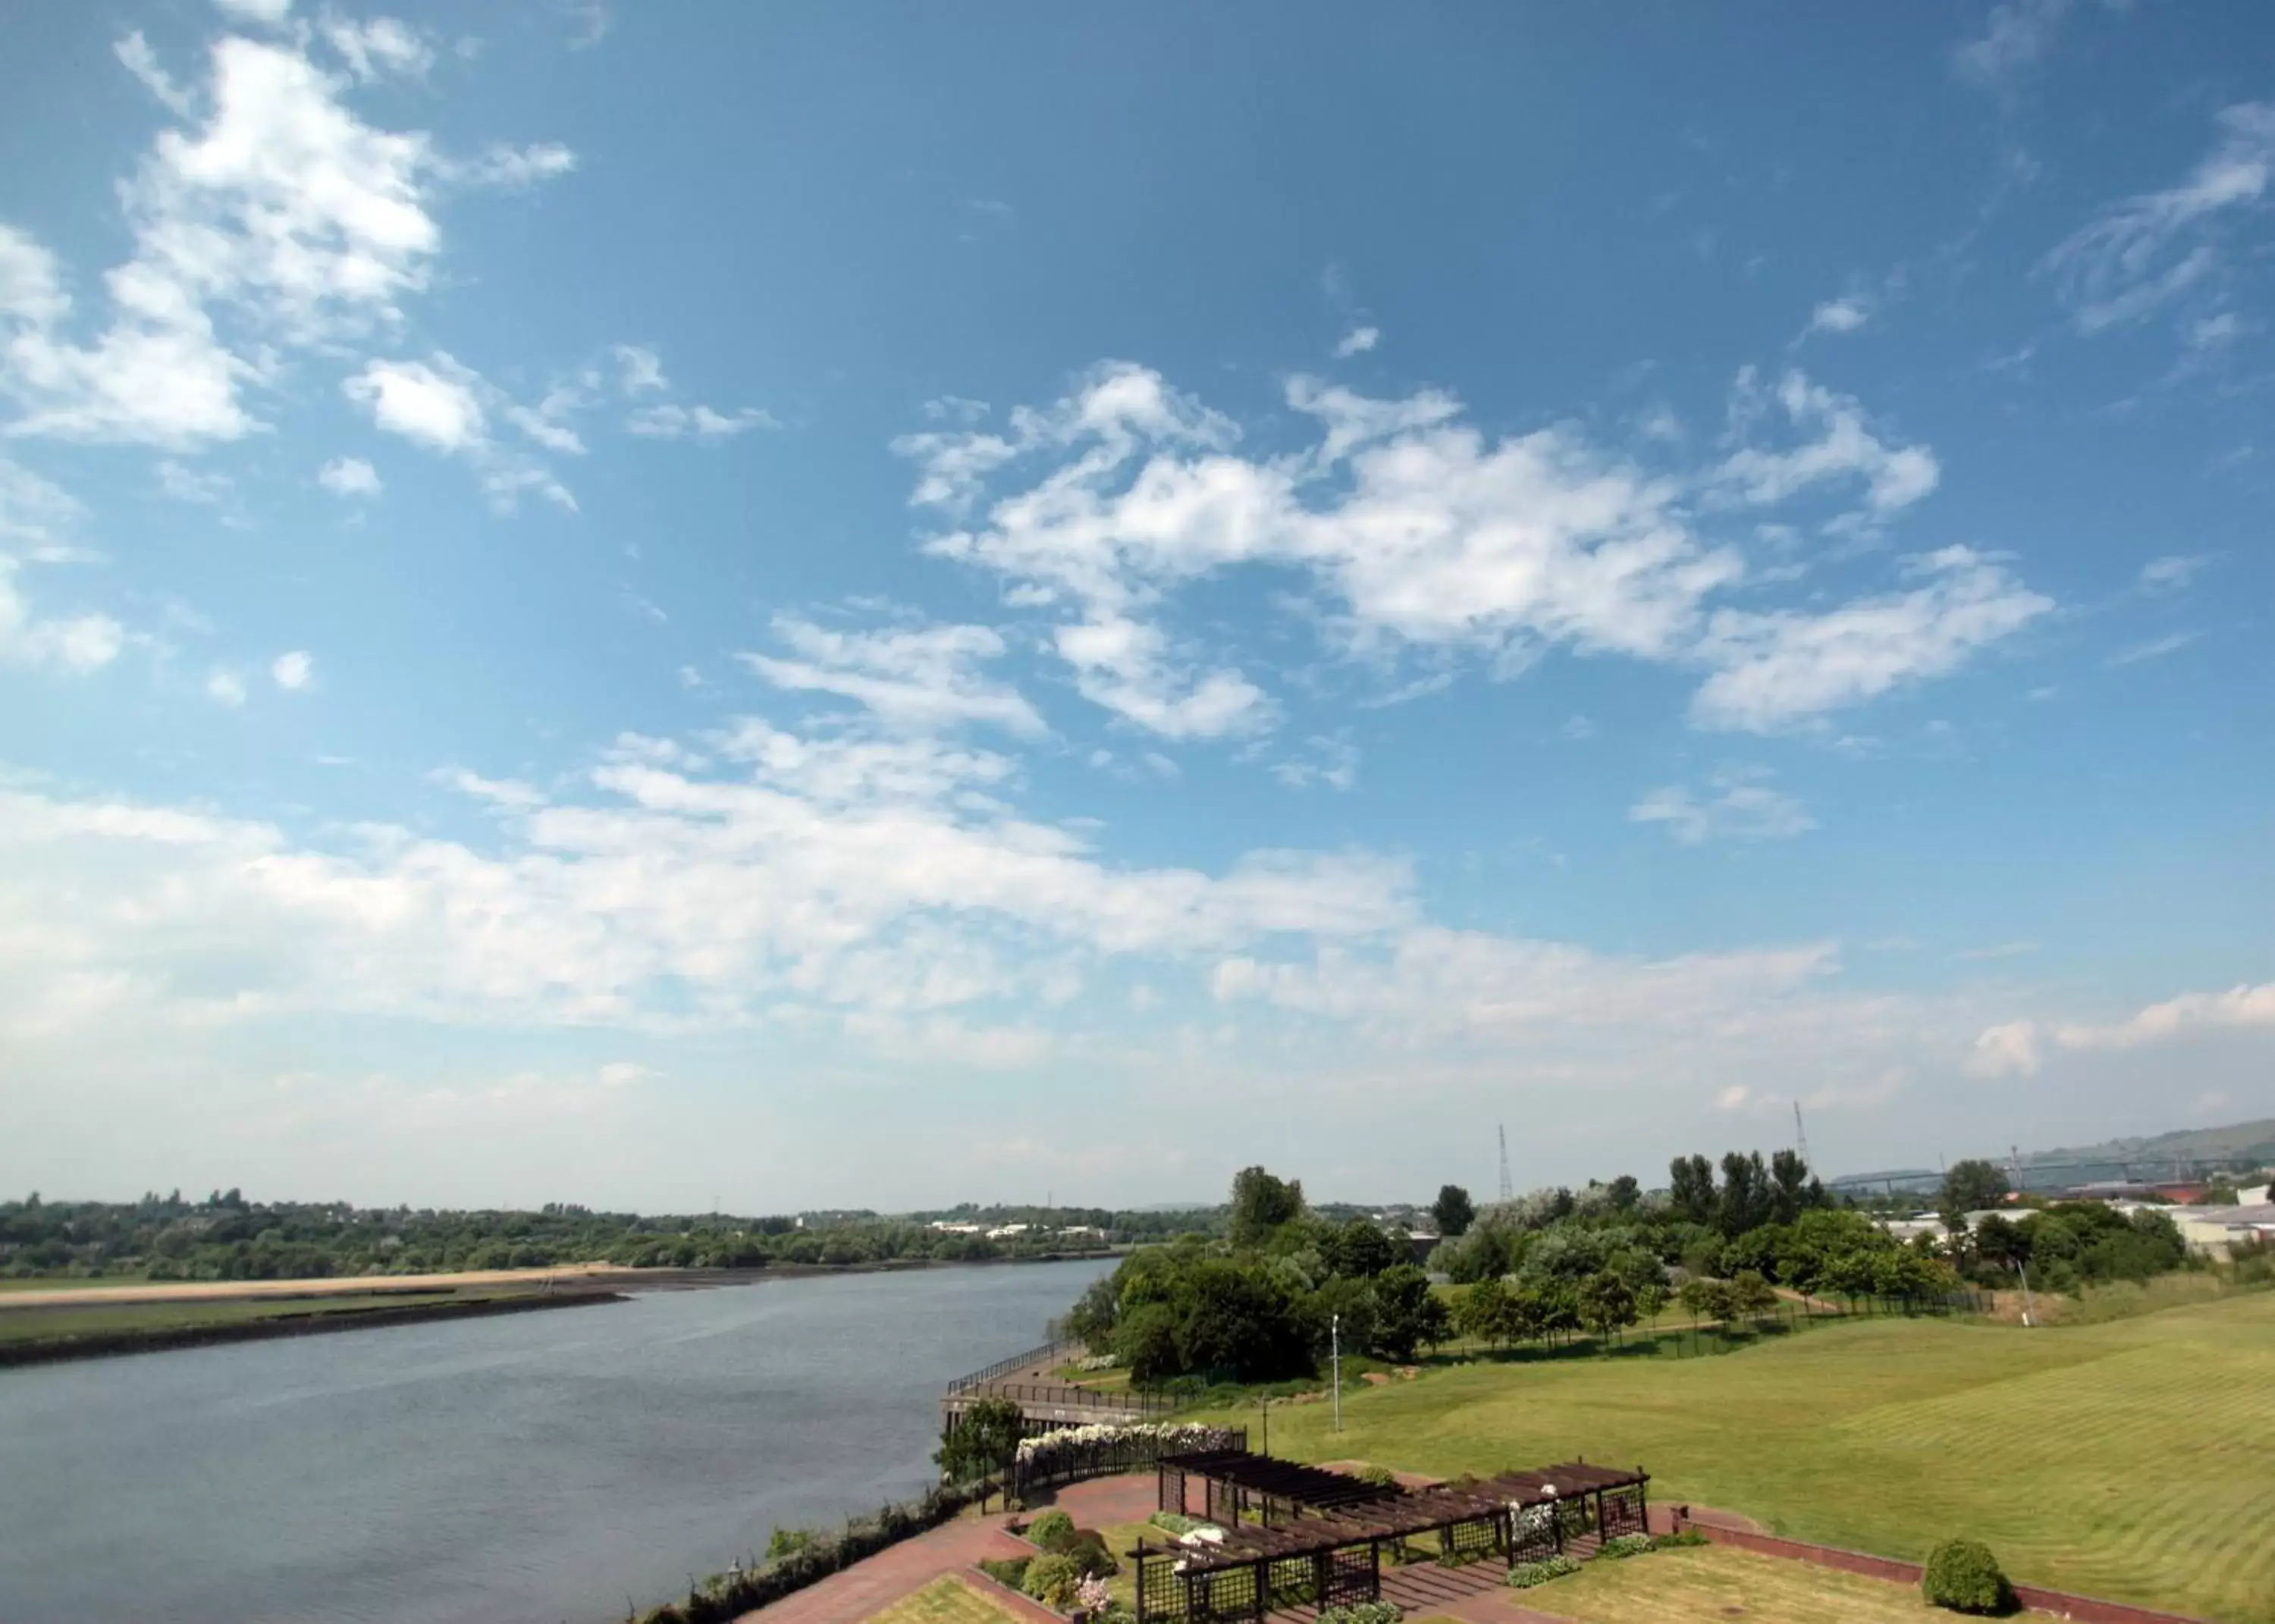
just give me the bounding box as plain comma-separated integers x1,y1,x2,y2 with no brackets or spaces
0,1259,1111,1624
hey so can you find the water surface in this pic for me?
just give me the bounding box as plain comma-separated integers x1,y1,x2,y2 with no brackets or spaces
0,1260,1108,1624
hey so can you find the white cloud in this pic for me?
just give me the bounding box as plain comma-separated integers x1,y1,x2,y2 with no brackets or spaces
902,362,2015,739
0,456,91,560
2056,981,2275,1051
271,649,313,690
2042,102,2275,334
1630,767,1815,845
318,456,381,497
0,559,126,672
739,616,1046,737
115,32,196,118
2107,631,2195,666
344,356,482,450
1691,547,2051,732
1333,325,1380,358
1966,1019,2042,1078
214,0,294,22
613,344,667,396
627,403,777,440
1953,0,2072,91
1806,296,1871,337
344,353,573,510
446,143,578,190
206,668,248,707
1712,369,1938,519
2138,553,2206,592
157,459,232,505
322,17,434,82
2188,312,2247,350
0,29,570,448
1272,736,1360,793
0,714,1418,1040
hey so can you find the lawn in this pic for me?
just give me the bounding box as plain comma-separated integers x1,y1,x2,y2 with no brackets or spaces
1520,1544,1947,1622
1193,1289,2275,1624
868,1575,1031,1624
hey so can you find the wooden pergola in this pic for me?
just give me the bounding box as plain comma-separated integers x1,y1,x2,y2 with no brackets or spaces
1156,1450,1404,1528
1131,1458,1649,1624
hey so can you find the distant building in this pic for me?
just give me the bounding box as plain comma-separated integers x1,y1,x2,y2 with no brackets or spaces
2160,1203,2275,1259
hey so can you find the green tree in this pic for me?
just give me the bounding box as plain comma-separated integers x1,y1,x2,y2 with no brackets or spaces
1320,1218,1399,1279
1431,1184,1476,1238
1370,1264,1451,1360
1455,1276,1509,1345
1228,1167,1306,1250
1717,1152,1774,1238
934,1397,1023,1503
1577,1271,1638,1343
1728,1269,1779,1318
1678,1276,1733,1322
1938,1159,2010,1231
1668,1155,1716,1225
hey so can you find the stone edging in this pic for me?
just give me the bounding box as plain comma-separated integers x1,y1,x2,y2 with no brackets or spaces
1665,1510,2212,1624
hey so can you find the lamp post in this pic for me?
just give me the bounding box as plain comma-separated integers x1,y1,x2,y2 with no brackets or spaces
2013,1257,2036,1328
1331,1312,1343,1434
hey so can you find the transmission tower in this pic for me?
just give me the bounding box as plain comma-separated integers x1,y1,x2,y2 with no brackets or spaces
1498,1124,1514,1202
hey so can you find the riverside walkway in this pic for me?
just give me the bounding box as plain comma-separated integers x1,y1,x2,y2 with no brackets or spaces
940,1337,1172,1431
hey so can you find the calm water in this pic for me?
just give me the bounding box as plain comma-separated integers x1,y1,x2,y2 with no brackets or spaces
0,1260,1109,1624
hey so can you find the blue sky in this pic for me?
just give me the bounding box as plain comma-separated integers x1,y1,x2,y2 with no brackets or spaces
2,0,2270,1210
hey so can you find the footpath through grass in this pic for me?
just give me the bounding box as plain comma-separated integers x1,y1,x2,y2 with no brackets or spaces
1194,1290,2275,1624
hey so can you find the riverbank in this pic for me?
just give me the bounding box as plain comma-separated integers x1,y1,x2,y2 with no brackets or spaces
0,1247,1122,1310
0,1286,627,1368
0,1249,1120,1368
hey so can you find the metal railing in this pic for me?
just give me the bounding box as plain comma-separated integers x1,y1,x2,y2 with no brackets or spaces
949,1378,1178,1418
944,1336,1081,1395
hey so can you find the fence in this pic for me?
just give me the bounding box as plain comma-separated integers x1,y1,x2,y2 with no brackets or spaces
944,1336,1081,1395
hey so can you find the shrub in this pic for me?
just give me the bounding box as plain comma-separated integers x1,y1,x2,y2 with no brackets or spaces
1316,1604,1402,1624
1598,1533,1654,1560
1147,1510,1196,1535
1649,1529,1708,1550
1026,1510,1075,1549
764,1528,813,1561
1024,1553,1087,1608
1922,1538,2015,1615
1062,1529,1119,1579
978,1557,1031,1590
1508,1555,1583,1588
1354,1464,1399,1488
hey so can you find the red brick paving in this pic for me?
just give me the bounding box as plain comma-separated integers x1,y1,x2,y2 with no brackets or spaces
731,1475,1162,1624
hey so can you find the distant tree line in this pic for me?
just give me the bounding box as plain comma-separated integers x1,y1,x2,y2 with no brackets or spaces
0,1190,1150,1281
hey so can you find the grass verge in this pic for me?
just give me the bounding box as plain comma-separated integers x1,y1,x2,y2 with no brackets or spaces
868,1575,1034,1624
1188,1290,2275,1624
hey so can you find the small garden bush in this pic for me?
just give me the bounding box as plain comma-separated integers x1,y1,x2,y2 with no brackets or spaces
1024,1553,1087,1609
1598,1533,1655,1560
1026,1510,1076,1549
1059,1529,1118,1579
1147,1510,1197,1535
1316,1603,1401,1624
1649,1529,1708,1550
1354,1464,1400,1488
1922,1538,2016,1615
978,1557,1031,1590
1508,1554,1583,1588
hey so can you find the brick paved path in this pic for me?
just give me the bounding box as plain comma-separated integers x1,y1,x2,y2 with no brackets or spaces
731,1475,1158,1624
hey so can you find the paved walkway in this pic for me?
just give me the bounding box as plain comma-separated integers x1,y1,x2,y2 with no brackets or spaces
730,1476,1158,1624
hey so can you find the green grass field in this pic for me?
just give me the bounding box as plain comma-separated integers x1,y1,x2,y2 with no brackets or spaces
1517,1543,1947,1622
1197,1290,2275,1624
867,1575,1029,1624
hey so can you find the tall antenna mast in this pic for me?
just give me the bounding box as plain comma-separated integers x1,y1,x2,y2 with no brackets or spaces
1793,1102,1812,1171
1498,1124,1514,1202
